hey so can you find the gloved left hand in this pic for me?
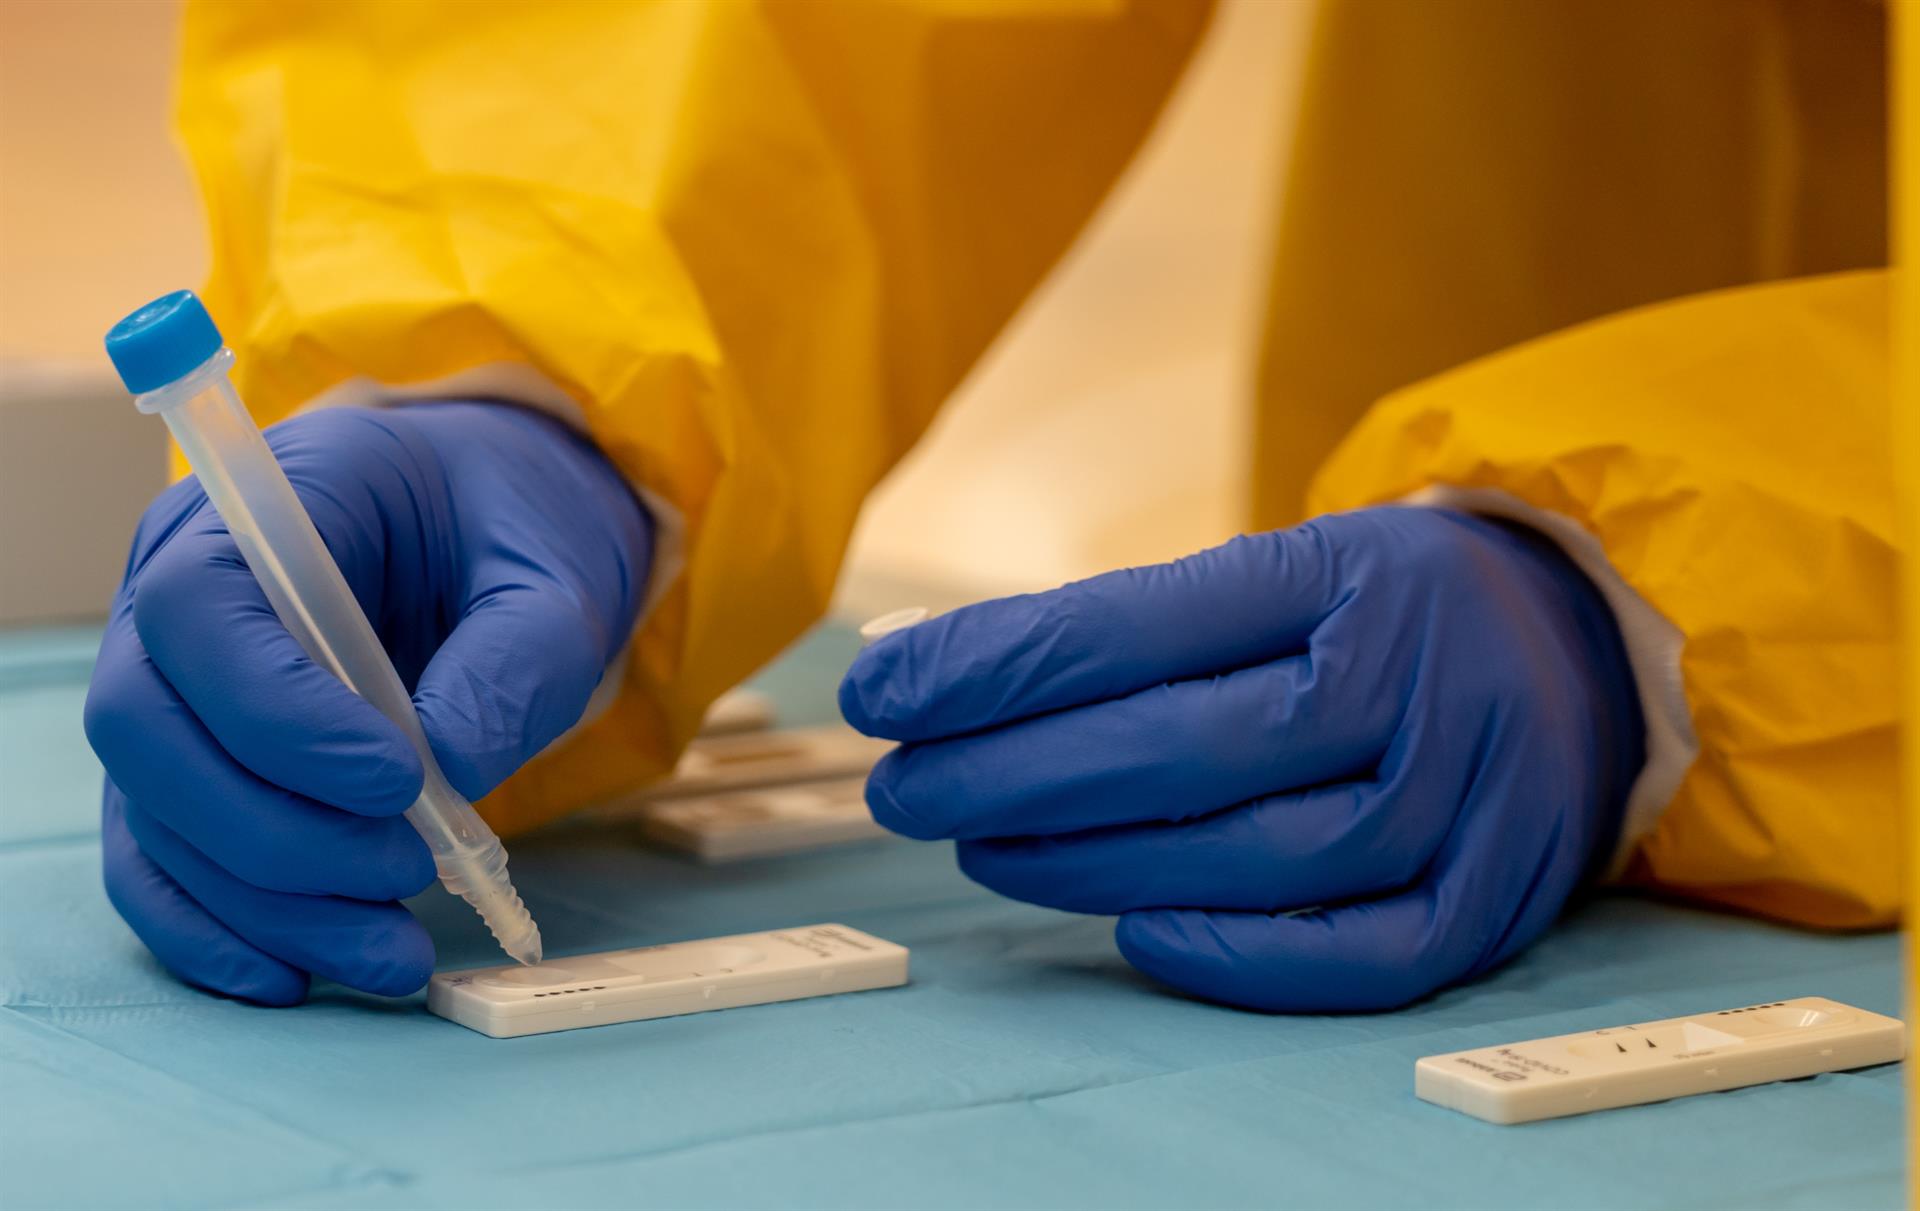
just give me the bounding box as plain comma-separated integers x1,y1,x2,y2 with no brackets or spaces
840,507,1644,1011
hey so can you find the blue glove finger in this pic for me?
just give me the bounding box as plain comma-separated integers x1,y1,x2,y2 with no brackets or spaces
1113,743,1582,1012
255,407,414,617
130,512,423,815
85,623,436,901
1114,890,1479,1012
412,575,624,803
865,651,1391,840
841,525,1348,741
102,786,309,1007
122,798,435,998
955,712,1472,911
404,407,651,804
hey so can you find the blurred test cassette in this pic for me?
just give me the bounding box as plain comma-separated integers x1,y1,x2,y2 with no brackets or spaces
588,726,895,861
639,777,887,862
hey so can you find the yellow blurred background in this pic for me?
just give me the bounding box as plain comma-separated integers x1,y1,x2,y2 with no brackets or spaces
0,0,1311,626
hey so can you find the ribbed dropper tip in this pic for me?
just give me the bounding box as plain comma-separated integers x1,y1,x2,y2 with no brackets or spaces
464,883,542,966
498,919,544,966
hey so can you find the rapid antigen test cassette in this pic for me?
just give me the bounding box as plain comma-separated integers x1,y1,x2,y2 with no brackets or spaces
639,777,887,862
652,726,892,798
585,727,891,815
580,726,895,859
1416,996,1902,1124
428,924,909,1038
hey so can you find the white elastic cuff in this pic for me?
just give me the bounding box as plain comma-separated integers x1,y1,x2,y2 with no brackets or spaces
296,366,685,739
1397,486,1697,877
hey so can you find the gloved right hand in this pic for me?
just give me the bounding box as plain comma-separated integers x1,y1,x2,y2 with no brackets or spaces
841,508,1644,1011
84,402,652,1005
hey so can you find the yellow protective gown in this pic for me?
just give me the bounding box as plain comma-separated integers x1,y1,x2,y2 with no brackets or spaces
1270,0,1895,930
1894,0,1920,1177
175,0,1211,831
175,0,1898,928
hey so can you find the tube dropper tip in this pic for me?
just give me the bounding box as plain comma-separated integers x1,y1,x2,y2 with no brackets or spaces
506,929,543,967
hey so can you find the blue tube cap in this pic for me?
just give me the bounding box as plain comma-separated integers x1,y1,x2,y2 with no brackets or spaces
105,290,225,394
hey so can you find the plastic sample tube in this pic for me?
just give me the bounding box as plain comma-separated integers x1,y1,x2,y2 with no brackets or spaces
104,291,542,965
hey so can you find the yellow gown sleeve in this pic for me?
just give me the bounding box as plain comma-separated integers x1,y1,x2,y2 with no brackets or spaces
1253,0,1885,529
173,0,1212,833
1308,271,1897,929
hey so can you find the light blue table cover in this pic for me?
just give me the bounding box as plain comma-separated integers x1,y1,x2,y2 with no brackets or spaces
0,624,1903,1210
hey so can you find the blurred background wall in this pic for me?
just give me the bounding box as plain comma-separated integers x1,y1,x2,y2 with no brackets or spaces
0,0,1311,629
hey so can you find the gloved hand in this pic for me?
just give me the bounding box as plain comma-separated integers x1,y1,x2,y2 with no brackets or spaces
840,508,1644,1011
85,402,652,1006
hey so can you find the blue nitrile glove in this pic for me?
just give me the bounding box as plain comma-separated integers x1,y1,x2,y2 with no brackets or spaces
841,508,1644,1011
85,403,652,1006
